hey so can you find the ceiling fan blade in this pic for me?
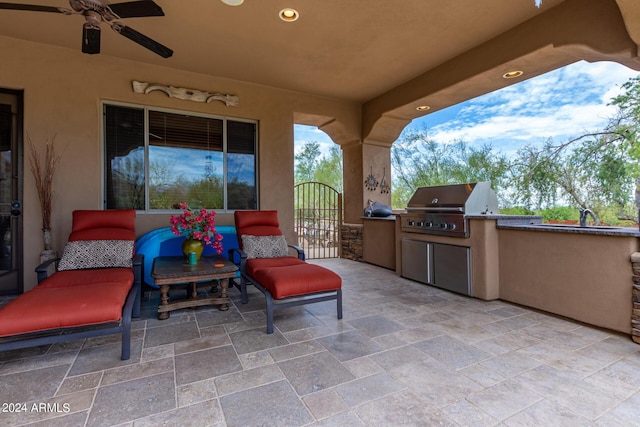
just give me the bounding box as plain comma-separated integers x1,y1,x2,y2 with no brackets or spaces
112,24,172,58
0,2,63,13
82,25,101,54
108,1,164,18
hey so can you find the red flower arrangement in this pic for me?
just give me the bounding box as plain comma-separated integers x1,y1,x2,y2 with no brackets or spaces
169,202,223,254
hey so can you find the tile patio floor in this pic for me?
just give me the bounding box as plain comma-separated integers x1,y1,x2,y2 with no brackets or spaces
1,258,640,426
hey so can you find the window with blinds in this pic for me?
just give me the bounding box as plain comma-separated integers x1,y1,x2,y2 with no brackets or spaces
104,103,257,211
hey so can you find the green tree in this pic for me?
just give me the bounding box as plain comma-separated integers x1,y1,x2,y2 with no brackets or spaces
391,131,510,207
313,145,343,192
611,76,640,214
512,75,640,223
294,141,343,191
294,141,321,184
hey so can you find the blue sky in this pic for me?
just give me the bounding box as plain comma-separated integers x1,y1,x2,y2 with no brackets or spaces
295,60,640,159
144,146,254,184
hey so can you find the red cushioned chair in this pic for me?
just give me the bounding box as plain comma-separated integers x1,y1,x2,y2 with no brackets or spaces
0,209,142,360
230,210,342,334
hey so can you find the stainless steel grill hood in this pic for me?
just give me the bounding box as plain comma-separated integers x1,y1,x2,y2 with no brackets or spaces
400,182,499,237
405,181,499,215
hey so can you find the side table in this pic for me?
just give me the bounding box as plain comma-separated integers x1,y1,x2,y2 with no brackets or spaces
151,255,238,320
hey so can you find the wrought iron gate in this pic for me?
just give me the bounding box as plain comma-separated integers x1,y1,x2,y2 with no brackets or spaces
294,182,342,259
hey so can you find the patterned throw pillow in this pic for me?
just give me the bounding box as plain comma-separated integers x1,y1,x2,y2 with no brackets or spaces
57,240,134,270
241,235,289,259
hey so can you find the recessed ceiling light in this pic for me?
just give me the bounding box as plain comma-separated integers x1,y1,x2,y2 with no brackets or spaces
416,105,430,111
503,70,524,79
279,8,299,22
220,0,244,5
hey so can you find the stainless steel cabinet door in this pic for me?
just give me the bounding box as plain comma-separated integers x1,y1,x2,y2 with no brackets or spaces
433,243,471,296
401,239,433,284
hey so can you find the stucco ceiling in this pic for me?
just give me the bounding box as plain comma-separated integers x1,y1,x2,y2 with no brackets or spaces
0,0,571,101
0,0,638,126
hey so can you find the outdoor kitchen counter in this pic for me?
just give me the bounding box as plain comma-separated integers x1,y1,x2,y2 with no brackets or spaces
362,216,396,270
498,221,640,334
497,220,640,237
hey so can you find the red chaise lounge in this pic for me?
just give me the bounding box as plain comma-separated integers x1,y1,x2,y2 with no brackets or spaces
0,209,142,360
231,210,342,334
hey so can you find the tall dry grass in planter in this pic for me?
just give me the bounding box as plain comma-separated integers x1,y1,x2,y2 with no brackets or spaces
27,134,60,231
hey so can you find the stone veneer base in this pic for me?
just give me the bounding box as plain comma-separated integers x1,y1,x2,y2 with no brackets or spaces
631,252,640,343
341,224,363,262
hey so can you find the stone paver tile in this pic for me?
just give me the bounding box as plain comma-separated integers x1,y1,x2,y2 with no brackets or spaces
302,389,349,420
101,357,174,386
503,398,593,426
219,380,313,427
342,356,383,378
214,364,284,396
1,364,69,402
23,411,89,427
175,345,242,386
467,379,543,421
388,357,483,408
144,321,200,348
68,340,143,376
267,339,325,362
412,335,491,369
228,327,289,355
173,333,231,355
354,389,456,426
87,373,175,426
140,343,174,362
347,315,405,338
442,399,500,427
133,398,224,426
278,351,355,396
56,372,102,396
513,365,621,420
309,410,366,426
334,372,405,407
317,330,384,362
177,378,217,407
238,350,275,370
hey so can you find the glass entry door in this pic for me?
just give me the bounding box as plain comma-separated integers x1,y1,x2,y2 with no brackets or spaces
0,91,23,295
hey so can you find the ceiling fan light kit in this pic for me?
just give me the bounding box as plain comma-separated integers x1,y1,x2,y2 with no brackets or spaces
220,0,244,5
0,0,173,58
82,24,100,54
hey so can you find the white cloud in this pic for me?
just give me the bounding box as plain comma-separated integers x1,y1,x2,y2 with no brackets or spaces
293,61,640,161
408,61,640,156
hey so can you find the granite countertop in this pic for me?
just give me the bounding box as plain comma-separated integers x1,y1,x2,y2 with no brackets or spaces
497,222,640,237
361,215,396,221
467,214,542,222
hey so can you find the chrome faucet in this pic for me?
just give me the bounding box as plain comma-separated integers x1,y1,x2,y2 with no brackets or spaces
579,208,596,227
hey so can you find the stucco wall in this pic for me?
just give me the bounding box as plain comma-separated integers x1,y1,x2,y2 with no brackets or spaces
498,228,639,333
0,35,360,291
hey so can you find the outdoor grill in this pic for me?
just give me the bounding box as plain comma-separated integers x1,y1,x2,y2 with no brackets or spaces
400,182,499,238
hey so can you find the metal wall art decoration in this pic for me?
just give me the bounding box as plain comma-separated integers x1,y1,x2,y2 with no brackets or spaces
132,81,239,106
380,167,390,194
364,166,378,191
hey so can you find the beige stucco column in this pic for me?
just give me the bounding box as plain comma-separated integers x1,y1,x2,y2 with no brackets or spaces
341,139,395,224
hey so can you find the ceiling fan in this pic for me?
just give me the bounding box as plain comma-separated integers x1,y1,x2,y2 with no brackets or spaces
0,0,173,58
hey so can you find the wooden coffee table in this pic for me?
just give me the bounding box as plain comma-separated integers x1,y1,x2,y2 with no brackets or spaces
151,255,238,320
